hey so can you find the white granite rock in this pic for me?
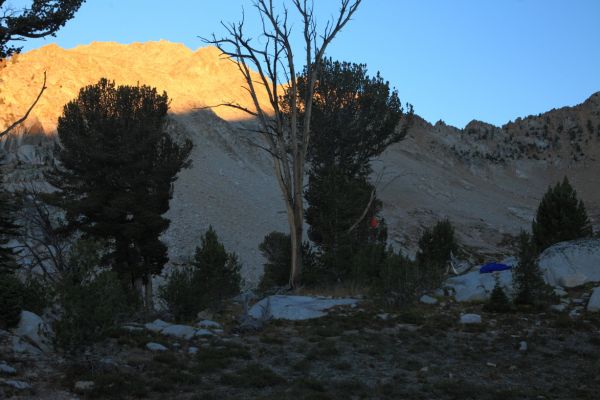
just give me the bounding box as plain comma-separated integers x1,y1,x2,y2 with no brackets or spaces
420,295,438,305
587,287,600,312
459,314,482,324
539,239,600,287
161,324,197,340
146,342,168,352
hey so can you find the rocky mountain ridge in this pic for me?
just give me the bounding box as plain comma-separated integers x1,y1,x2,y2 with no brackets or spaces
1,41,599,281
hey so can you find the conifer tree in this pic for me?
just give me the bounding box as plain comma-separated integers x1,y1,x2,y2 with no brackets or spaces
297,59,411,280
192,226,242,309
532,177,592,251
484,274,511,313
513,231,549,306
48,79,192,305
416,219,458,290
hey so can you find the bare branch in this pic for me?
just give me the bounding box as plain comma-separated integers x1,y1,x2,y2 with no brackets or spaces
0,71,47,139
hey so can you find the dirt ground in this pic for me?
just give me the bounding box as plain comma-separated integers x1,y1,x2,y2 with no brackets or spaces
2,297,600,400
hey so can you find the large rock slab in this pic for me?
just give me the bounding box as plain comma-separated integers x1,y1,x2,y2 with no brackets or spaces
538,239,600,288
588,287,600,312
11,311,53,354
446,268,513,302
248,295,358,321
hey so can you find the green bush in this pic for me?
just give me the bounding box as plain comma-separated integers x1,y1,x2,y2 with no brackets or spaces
416,219,458,290
160,226,241,320
0,272,23,329
257,231,319,290
532,177,592,251
54,239,132,351
158,267,197,321
55,270,131,351
483,274,511,313
371,250,418,307
349,242,388,285
258,231,291,292
513,231,552,307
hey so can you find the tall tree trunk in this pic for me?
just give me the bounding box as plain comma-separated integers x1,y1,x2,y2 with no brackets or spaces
144,276,154,312
289,152,306,288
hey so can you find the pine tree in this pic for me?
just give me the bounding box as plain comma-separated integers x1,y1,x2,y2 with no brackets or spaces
258,231,292,292
532,177,592,251
47,79,192,303
192,226,241,310
296,59,411,281
513,231,549,307
416,219,458,290
484,274,511,313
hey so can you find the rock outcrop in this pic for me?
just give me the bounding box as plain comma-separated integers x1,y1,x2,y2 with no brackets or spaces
538,238,600,287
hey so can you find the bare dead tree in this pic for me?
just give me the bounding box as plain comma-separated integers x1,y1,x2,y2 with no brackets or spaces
0,1,84,138
204,0,362,288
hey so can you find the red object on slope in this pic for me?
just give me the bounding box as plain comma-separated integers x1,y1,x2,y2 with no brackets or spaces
370,216,379,229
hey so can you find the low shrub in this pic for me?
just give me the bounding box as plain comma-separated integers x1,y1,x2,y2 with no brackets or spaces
54,239,132,351
55,270,131,351
257,231,318,289
483,274,512,313
371,250,419,307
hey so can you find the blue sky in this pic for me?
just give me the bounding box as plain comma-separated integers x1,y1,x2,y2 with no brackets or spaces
11,0,600,128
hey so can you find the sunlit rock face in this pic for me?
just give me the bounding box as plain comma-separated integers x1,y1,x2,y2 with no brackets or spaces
0,40,272,135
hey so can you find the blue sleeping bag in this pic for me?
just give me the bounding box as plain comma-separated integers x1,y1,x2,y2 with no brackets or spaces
479,262,512,274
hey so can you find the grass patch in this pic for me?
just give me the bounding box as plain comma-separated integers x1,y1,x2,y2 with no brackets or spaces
220,363,286,388
196,340,252,372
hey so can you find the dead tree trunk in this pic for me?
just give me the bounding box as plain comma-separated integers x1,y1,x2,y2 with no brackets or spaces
204,0,362,288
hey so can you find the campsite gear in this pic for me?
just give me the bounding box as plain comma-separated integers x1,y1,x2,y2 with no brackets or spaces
370,216,379,229
479,262,512,274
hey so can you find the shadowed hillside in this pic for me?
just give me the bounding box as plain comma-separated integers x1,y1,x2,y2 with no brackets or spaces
1,41,599,281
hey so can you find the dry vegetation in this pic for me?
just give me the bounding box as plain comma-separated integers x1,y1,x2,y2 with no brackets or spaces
3,298,600,400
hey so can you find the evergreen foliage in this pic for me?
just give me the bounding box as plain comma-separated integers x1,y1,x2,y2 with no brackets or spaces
372,250,419,307
160,227,241,320
48,78,192,288
192,226,242,309
258,231,291,292
257,231,318,290
532,177,592,251
296,59,410,282
0,272,24,329
416,219,458,290
54,239,131,351
513,231,550,307
0,0,85,58
483,274,512,313
305,168,387,282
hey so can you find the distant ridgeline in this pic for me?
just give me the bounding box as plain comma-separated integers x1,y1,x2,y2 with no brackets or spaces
408,92,600,165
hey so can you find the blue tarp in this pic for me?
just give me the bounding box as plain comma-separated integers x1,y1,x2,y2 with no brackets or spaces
479,262,512,274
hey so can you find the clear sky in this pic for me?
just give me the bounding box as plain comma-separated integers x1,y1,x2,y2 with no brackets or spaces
10,0,600,128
